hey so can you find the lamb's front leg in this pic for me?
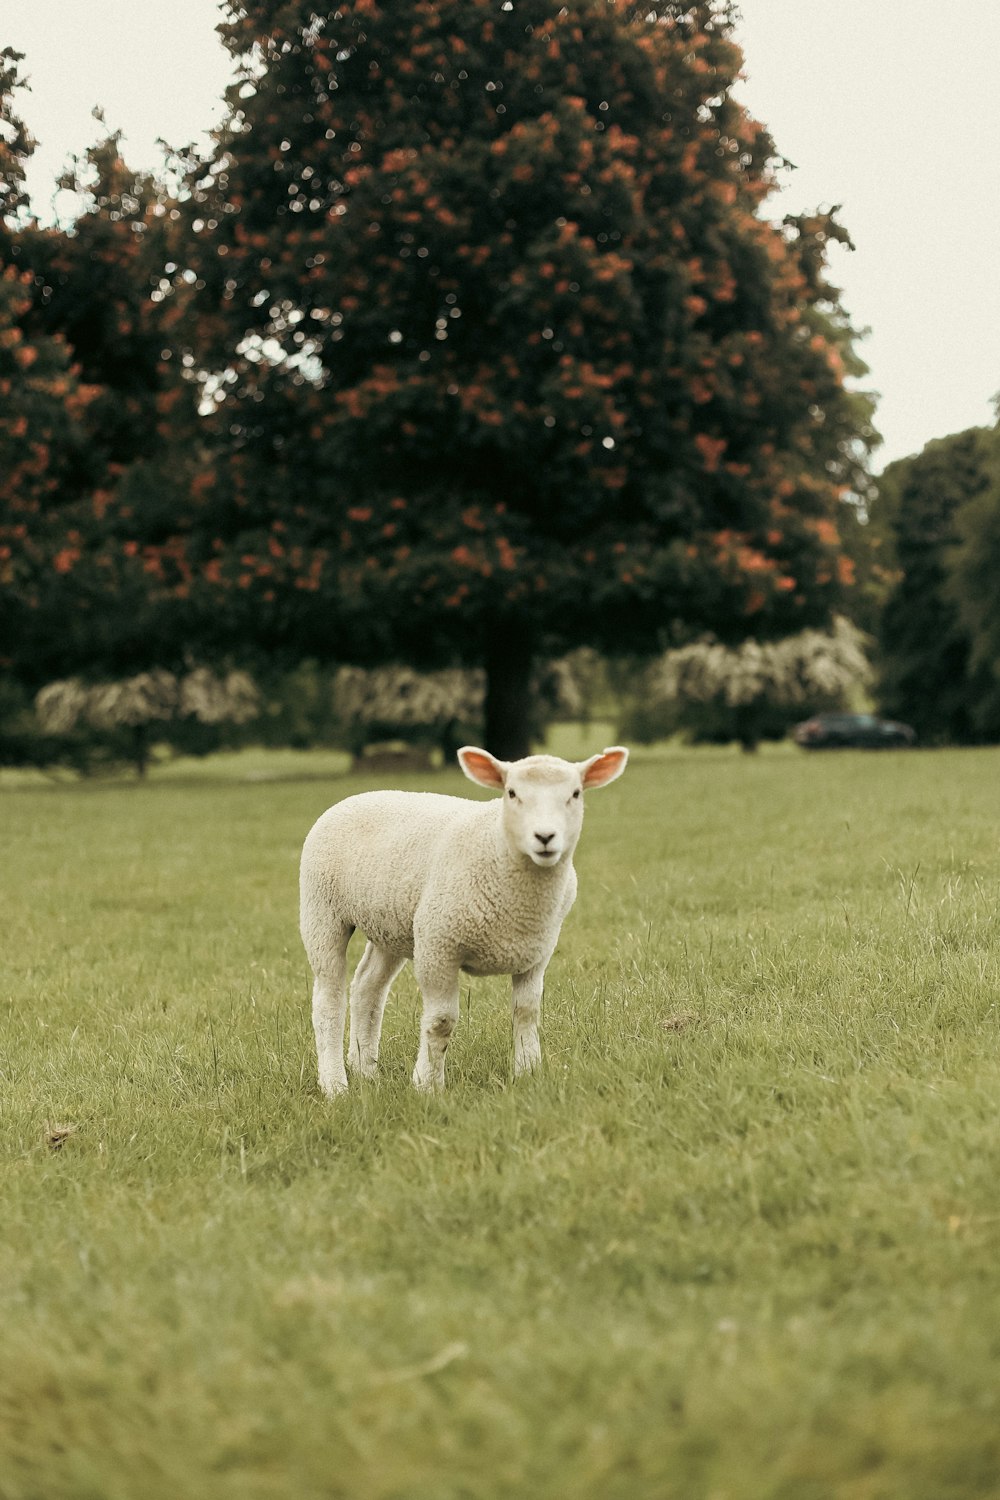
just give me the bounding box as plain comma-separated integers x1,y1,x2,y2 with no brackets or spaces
512,962,545,1076
412,951,460,1091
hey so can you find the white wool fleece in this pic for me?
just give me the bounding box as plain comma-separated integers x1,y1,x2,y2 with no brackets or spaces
300,745,628,1095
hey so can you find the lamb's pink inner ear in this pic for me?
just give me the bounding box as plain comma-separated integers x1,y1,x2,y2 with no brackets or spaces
457,746,506,788
580,747,629,788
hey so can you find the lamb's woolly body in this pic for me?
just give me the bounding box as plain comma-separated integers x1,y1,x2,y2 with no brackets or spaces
300,789,576,980
299,744,628,1094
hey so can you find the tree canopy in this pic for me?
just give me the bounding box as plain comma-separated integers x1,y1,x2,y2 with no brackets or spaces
876,426,1000,744
945,429,1000,716
3,7,879,755
0,52,102,677
128,0,874,753
0,60,199,686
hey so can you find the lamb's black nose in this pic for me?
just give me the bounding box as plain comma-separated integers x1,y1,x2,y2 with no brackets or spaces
535,832,555,847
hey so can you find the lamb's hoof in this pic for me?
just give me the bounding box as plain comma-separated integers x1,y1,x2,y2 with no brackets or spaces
348,1057,379,1083
411,1068,443,1093
318,1074,349,1098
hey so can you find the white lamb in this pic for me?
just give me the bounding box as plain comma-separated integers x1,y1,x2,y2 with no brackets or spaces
299,743,629,1094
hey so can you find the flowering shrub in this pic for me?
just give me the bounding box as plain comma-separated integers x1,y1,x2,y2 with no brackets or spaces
34,669,260,774
332,666,482,762
622,618,872,750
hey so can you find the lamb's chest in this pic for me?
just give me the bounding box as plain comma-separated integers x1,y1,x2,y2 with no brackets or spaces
454,877,571,977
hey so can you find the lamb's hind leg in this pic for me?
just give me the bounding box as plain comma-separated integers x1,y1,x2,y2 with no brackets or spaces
348,942,406,1079
310,924,352,1097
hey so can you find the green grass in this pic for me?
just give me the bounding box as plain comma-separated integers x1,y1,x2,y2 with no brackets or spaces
2,742,1000,1499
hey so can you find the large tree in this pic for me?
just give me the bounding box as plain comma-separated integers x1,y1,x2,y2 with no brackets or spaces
41,3,876,755
876,426,1000,744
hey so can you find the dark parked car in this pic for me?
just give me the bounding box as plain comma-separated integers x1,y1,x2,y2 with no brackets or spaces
794,712,917,750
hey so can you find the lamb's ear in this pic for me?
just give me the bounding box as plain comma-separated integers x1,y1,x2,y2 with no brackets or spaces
578,746,629,789
457,745,508,789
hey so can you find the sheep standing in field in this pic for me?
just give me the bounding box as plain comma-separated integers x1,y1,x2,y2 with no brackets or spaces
300,744,629,1094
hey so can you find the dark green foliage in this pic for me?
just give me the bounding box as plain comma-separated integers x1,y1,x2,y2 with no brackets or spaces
12,133,191,470
619,691,791,751
948,434,1000,698
837,495,898,637
0,678,92,772
876,427,1000,744
0,115,198,690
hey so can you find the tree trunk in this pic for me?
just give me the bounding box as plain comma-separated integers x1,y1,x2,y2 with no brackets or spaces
734,704,760,753
484,628,534,761
132,724,150,777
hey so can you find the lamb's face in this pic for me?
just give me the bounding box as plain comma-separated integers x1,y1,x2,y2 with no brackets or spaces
458,745,629,869
501,761,585,868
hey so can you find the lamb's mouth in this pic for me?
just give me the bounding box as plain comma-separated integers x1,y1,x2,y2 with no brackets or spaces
532,849,560,863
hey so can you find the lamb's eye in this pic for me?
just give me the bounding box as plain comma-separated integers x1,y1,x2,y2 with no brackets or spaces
507,788,517,800
572,789,581,799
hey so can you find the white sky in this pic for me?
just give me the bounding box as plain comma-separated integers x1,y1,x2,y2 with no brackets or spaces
733,1,1000,469
3,0,998,470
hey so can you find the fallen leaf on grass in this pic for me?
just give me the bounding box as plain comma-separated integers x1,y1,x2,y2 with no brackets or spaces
43,1121,78,1150
659,1011,700,1032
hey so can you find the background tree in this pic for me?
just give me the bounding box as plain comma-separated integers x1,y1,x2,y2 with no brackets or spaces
836,488,898,638
947,426,1000,722
876,426,1000,744
93,0,876,758
0,51,104,690
1,84,204,689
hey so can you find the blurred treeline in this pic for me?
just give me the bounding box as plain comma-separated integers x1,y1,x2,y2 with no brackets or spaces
10,420,999,773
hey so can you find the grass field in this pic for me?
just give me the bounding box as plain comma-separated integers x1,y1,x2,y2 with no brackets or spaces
2,739,1000,1499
